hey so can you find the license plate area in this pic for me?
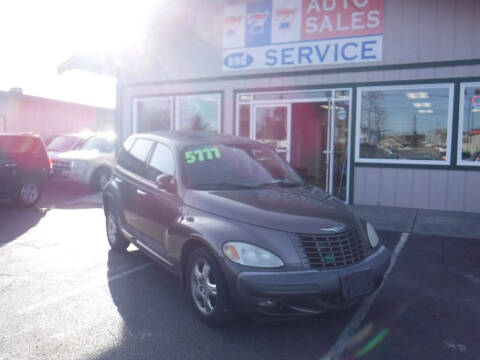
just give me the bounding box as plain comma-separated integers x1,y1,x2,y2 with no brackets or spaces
341,269,374,299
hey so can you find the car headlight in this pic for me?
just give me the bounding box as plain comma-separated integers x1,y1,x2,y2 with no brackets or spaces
222,242,284,268
366,222,380,248
71,160,86,170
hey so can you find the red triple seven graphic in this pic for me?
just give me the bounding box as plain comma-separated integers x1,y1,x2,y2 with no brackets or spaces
247,11,270,34
224,16,243,36
275,8,297,29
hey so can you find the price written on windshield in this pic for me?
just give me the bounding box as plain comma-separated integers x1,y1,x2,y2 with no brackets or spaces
185,147,222,164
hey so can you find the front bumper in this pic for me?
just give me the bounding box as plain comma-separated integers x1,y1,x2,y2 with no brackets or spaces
51,169,90,185
228,245,391,318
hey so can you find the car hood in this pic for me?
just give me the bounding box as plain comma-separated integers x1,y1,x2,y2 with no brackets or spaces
49,150,105,161
184,186,357,234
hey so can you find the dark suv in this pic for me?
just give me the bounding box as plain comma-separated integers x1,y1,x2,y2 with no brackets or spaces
103,131,391,324
0,133,51,207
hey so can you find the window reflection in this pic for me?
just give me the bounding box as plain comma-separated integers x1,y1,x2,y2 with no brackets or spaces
255,106,287,152
177,95,220,132
136,98,172,132
460,85,480,163
359,86,451,162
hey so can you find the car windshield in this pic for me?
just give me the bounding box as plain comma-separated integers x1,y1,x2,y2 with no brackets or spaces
47,135,83,152
182,143,304,190
81,135,115,153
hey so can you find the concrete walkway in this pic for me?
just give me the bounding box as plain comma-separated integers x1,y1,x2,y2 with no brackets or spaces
352,204,480,239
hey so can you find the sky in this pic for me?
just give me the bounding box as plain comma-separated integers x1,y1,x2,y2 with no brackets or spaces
0,0,158,109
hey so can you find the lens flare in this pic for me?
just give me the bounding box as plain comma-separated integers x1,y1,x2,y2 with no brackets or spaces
355,328,390,358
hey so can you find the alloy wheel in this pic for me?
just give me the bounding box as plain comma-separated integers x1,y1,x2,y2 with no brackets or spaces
20,183,39,204
106,211,117,245
190,258,218,315
98,170,110,190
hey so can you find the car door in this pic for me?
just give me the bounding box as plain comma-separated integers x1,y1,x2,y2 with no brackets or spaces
0,153,17,196
114,137,154,233
0,136,20,196
139,142,182,262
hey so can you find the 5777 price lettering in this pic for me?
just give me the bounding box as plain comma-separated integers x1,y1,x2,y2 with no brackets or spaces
185,147,221,164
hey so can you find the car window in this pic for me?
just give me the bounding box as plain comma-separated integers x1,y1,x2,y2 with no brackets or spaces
147,142,175,180
81,136,115,153
47,135,81,152
117,138,153,177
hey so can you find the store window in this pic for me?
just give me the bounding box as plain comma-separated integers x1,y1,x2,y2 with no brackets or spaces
458,83,480,165
176,94,221,132
134,97,173,133
356,84,453,164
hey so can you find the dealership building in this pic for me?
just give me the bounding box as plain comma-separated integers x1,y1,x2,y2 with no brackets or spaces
61,0,480,212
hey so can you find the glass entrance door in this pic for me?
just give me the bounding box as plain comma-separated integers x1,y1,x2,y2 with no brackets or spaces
253,104,291,162
239,89,351,201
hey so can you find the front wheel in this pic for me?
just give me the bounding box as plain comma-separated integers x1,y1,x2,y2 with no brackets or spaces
186,247,235,325
105,205,129,251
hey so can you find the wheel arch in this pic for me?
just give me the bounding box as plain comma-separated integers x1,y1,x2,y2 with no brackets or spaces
180,236,218,288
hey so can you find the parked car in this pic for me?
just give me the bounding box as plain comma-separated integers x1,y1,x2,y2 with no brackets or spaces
103,131,391,325
49,132,117,191
0,133,51,207
471,151,480,162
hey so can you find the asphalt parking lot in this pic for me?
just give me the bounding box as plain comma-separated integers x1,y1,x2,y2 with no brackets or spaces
0,186,479,360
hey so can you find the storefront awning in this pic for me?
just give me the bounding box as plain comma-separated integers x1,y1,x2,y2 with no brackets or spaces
57,51,117,77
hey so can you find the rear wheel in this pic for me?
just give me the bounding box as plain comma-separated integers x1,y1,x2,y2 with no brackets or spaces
91,167,111,192
105,205,129,251
15,181,42,207
186,247,235,325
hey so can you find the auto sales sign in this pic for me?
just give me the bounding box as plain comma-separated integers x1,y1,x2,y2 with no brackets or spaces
222,0,383,71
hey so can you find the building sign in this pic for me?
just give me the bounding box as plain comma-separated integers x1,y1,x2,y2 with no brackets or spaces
222,0,384,71
473,95,480,110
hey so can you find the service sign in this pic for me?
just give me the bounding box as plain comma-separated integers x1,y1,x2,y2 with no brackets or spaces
222,0,384,71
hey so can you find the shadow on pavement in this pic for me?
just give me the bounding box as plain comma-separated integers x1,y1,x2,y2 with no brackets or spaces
0,182,102,246
0,206,49,246
94,249,358,360
39,183,103,210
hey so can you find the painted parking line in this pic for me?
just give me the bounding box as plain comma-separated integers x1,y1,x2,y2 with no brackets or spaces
322,232,410,360
18,262,154,315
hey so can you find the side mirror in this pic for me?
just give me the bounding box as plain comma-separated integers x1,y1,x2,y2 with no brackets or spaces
155,173,176,193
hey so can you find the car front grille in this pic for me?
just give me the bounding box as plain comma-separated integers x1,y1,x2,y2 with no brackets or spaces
52,160,71,171
296,228,366,270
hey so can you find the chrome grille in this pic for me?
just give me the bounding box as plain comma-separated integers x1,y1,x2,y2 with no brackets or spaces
52,160,71,171
296,228,366,270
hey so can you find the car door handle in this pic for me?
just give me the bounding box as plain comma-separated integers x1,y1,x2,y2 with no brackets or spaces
136,189,147,196
4,163,17,167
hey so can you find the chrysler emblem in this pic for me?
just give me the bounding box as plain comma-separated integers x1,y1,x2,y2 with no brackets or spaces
320,226,344,232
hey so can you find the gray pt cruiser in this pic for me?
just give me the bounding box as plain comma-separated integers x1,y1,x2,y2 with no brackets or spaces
103,131,391,325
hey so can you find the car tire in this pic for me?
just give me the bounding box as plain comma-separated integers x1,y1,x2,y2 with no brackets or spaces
186,247,236,325
105,205,129,252
91,167,111,192
15,181,42,207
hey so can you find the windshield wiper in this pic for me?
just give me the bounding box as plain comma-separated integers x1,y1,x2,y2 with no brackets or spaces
193,182,255,190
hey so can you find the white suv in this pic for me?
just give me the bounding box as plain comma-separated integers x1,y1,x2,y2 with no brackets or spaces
48,132,116,191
